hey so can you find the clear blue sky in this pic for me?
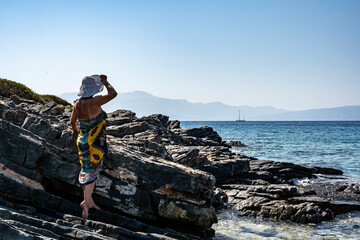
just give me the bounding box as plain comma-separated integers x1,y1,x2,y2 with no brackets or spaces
1,0,359,110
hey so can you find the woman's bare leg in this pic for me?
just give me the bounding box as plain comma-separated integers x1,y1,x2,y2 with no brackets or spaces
80,182,101,219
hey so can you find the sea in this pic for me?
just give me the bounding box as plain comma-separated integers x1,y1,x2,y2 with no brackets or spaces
180,121,360,240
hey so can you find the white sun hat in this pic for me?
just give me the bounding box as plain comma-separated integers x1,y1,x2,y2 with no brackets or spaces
77,75,104,98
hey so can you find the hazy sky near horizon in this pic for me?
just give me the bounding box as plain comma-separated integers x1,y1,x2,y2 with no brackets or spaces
1,0,359,111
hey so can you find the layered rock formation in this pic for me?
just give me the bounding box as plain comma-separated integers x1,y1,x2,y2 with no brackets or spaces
0,96,220,239
1,94,359,239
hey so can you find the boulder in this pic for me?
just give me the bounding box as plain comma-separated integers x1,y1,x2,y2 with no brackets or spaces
1,108,27,126
106,109,137,126
105,141,216,202
168,120,181,130
199,159,250,184
249,159,343,182
39,101,57,114
172,127,223,146
0,119,45,168
228,141,246,147
106,121,152,138
220,183,335,224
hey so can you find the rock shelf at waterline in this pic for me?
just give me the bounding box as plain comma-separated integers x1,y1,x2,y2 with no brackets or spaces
0,93,360,239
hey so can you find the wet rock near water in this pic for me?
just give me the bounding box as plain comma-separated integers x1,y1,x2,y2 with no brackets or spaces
215,158,360,225
215,157,358,224
0,94,359,239
298,180,360,214
337,183,360,195
220,184,335,224
227,140,247,147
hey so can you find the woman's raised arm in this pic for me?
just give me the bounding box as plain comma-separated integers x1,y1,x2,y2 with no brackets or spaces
92,75,117,106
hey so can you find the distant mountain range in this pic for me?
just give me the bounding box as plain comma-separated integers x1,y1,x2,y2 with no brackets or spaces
59,91,360,121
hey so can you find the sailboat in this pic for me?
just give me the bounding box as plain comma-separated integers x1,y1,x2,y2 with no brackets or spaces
236,110,245,122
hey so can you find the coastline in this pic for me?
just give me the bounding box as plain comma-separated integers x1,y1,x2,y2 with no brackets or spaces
182,120,360,239
1,94,359,239
181,120,360,178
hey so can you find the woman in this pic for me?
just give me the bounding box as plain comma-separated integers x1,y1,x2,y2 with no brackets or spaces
70,74,117,219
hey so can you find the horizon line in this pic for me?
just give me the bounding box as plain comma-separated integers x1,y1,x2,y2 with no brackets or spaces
58,90,360,112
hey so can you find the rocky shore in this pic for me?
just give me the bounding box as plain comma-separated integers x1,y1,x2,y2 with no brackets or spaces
1,94,360,239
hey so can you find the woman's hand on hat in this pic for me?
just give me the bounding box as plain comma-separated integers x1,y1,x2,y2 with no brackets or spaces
100,74,107,84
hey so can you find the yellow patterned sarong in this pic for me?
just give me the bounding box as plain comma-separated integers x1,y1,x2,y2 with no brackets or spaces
77,111,107,185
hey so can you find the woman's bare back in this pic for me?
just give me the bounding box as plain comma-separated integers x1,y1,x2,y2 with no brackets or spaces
75,98,102,119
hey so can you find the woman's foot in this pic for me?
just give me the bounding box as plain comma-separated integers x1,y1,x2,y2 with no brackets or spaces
80,200,101,219
89,202,101,210
80,201,89,219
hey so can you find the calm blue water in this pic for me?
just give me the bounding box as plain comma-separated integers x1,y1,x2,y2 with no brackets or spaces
181,121,360,178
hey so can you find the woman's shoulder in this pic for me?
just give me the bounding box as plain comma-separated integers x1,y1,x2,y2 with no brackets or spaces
74,99,81,110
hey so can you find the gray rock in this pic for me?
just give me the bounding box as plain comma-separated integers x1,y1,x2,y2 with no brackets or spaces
27,119,53,139
250,159,343,181
199,159,250,183
107,121,151,138
0,155,42,181
106,141,216,202
10,95,36,105
48,105,65,115
39,101,57,114
168,120,180,130
139,114,169,129
107,109,137,126
173,126,223,146
0,174,197,239
228,141,246,147
1,108,27,126
37,153,80,185
0,119,45,168
0,221,38,240
165,146,205,167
